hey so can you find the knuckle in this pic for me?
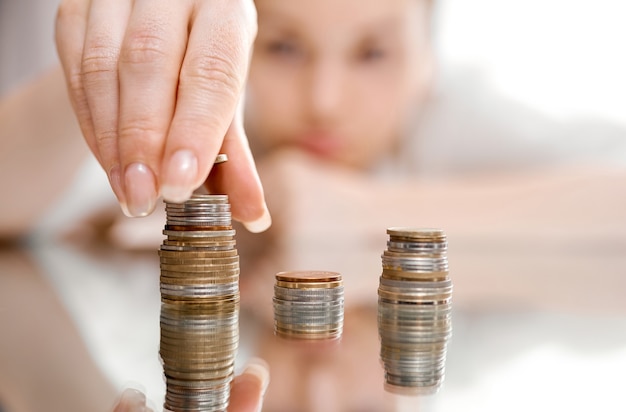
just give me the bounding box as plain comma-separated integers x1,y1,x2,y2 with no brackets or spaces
180,52,242,100
66,68,85,97
81,43,118,78
118,120,163,144
121,28,169,65
94,128,118,148
64,69,92,126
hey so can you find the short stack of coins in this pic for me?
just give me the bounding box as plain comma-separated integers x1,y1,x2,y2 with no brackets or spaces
377,227,453,395
273,271,344,340
159,194,240,412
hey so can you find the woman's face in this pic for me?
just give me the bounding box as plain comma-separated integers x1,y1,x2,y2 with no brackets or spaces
245,0,434,169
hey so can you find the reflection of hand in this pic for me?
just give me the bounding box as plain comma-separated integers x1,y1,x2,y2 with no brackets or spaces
55,0,270,233
112,359,270,412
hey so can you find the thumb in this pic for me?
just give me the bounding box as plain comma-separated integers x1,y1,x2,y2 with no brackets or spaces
205,104,271,234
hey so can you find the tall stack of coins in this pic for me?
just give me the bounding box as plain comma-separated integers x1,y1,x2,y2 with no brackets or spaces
377,227,453,395
273,271,344,340
159,193,240,412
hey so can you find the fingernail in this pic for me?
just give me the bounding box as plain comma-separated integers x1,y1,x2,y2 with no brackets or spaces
244,358,271,396
124,163,157,217
243,205,272,233
161,150,198,203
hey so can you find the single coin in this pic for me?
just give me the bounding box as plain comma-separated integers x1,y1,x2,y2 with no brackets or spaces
159,256,239,265
165,375,234,389
276,270,342,283
379,277,452,289
158,249,238,258
276,280,343,289
214,153,228,164
274,285,344,295
274,327,343,340
381,268,449,281
165,203,230,211
163,229,236,238
387,240,448,252
161,295,240,305
160,282,239,292
172,194,228,203
160,263,240,272
164,220,232,227
160,244,236,252
386,227,447,240
163,237,235,245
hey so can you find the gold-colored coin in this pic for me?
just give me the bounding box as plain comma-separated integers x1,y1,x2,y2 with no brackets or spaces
161,296,240,305
159,256,239,265
163,365,235,380
158,249,238,259
381,268,449,281
161,300,240,311
160,263,240,273
275,280,343,289
274,327,343,340
163,229,236,238
386,227,446,241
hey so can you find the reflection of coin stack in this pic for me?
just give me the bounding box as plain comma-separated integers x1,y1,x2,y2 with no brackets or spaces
158,194,240,412
377,227,452,395
273,271,344,340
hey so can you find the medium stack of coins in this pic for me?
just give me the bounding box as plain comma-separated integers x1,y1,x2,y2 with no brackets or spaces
377,227,453,395
159,194,240,412
273,271,344,340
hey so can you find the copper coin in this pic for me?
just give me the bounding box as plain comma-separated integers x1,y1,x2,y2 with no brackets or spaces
275,270,342,283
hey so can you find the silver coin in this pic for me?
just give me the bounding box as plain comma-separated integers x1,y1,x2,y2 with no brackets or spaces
160,245,236,252
163,229,236,238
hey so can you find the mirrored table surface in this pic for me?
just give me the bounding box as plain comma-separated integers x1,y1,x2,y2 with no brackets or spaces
1,234,625,412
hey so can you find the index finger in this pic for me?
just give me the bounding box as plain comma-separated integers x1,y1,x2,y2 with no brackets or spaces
116,0,191,216
159,0,258,203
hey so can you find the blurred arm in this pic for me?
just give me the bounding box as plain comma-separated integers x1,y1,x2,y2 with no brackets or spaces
0,67,88,238
253,152,626,314
0,248,117,411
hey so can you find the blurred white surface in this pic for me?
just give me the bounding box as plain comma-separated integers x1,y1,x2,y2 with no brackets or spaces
432,310,626,411
435,0,626,127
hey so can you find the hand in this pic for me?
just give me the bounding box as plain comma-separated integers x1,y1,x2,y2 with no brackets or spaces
113,359,270,412
55,0,270,233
